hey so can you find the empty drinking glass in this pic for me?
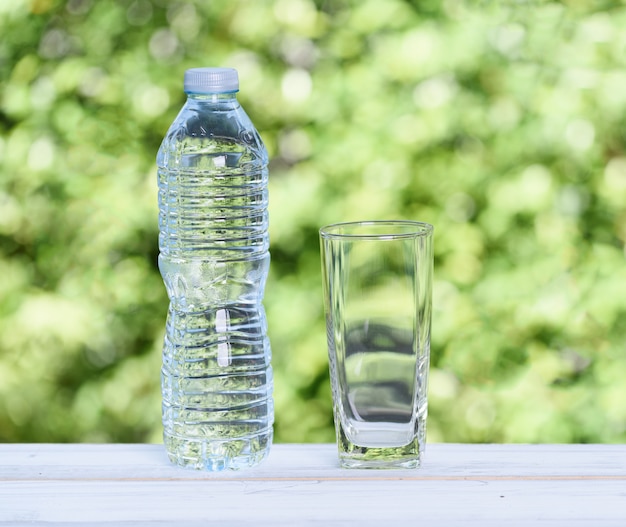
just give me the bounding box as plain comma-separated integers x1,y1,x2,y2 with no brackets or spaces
320,221,434,468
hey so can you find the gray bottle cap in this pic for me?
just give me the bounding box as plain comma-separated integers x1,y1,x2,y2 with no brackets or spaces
184,67,239,94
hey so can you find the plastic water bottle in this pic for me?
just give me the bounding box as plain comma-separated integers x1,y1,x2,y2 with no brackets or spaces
157,67,273,470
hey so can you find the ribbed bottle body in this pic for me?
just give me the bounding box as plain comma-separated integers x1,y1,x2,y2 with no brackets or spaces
157,93,273,470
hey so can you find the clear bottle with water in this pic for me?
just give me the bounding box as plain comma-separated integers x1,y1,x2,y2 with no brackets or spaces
157,68,273,470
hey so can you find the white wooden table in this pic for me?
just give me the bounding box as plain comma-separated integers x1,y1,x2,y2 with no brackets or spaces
1,443,625,525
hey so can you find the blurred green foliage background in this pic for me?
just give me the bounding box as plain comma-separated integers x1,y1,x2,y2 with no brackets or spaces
1,0,626,445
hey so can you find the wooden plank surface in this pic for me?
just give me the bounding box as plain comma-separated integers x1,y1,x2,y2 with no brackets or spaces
1,443,625,526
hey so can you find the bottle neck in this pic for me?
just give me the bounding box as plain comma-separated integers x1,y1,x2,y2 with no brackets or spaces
186,92,238,103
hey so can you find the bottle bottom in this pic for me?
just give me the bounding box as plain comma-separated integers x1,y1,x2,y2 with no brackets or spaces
163,430,273,471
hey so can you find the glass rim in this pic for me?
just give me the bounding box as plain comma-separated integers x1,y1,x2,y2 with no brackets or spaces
319,220,434,240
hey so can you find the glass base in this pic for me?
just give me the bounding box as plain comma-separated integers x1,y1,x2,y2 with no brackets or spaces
336,421,424,469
